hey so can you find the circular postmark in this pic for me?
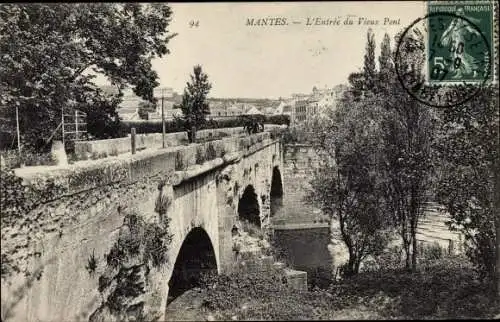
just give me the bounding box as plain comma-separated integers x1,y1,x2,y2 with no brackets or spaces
395,12,492,108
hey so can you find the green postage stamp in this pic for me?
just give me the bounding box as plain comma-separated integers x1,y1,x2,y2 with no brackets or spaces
427,0,496,84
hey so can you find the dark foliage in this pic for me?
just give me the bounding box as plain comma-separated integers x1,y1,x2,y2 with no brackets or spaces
119,114,290,136
0,3,176,150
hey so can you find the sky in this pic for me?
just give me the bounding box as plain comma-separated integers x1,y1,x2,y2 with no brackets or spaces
100,1,426,99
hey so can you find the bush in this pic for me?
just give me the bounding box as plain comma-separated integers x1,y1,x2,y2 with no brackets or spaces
175,253,499,320
375,245,405,271
0,148,56,168
175,151,185,171
421,242,444,261
0,168,31,227
205,143,217,161
195,146,206,165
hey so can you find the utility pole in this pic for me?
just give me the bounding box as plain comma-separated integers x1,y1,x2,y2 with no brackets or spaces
75,110,79,141
61,106,65,146
161,88,166,148
15,105,21,156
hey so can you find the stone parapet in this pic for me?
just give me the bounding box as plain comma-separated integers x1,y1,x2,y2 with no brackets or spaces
74,125,284,161
15,131,274,198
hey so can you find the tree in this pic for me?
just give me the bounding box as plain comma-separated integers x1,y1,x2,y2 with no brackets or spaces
375,31,436,272
378,33,393,84
434,86,499,287
177,65,212,143
137,101,157,120
380,97,437,272
80,94,124,140
306,94,390,277
363,28,377,91
0,3,176,149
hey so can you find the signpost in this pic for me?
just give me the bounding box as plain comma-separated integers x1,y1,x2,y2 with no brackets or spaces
15,105,21,156
161,88,166,148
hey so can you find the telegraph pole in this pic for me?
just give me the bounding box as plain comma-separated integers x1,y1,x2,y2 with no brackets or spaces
61,106,65,146
161,88,166,148
15,105,21,156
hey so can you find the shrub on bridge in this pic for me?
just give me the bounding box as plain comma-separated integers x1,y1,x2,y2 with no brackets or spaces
0,167,65,227
0,167,67,280
205,143,217,161
195,146,206,165
174,151,186,171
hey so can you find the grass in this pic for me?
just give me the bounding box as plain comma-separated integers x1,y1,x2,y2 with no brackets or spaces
328,255,499,319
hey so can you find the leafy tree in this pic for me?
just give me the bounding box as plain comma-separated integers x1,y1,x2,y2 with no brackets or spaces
363,28,377,91
379,98,437,271
137,101,157,120
378,33,393,84
375,31,437,272
306,89,391,277
0,3,176,149
434,86,499,286
79,94,125,140
177,65,212,143
316,28,436,274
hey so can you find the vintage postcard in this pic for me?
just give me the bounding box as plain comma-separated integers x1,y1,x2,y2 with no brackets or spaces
1,1,499,321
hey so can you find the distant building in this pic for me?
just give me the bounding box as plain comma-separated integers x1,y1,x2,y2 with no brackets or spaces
286,85,347,124
106,86,177,120
274,99,294,122
262,106,276,115
228,104,245,116
294,99,309,123
245,105,263,115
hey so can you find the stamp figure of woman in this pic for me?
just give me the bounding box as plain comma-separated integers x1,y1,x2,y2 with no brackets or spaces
439,8,483,79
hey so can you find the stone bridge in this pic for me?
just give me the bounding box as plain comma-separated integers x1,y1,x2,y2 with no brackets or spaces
1,129,286,321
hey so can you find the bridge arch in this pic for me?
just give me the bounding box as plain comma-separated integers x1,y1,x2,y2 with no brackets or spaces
238,185,261,228
270,166,284,217
167,227,217,305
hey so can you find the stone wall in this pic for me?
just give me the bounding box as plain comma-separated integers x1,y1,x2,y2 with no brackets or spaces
274,144,344,281
1,130,284,322
74,125,283,161
274,144,325,224
74,127,245,161
273,225,333,287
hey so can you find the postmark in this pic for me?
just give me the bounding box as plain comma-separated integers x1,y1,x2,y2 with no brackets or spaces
395,1,496,108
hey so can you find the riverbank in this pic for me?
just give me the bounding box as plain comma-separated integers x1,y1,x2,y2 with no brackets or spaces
165,255,499,320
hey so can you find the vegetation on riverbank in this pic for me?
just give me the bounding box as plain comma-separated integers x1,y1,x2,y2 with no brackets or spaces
177,255,499,320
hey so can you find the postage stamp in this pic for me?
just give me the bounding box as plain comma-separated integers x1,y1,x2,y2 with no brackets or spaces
394,0,498,108
427,0,494,84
